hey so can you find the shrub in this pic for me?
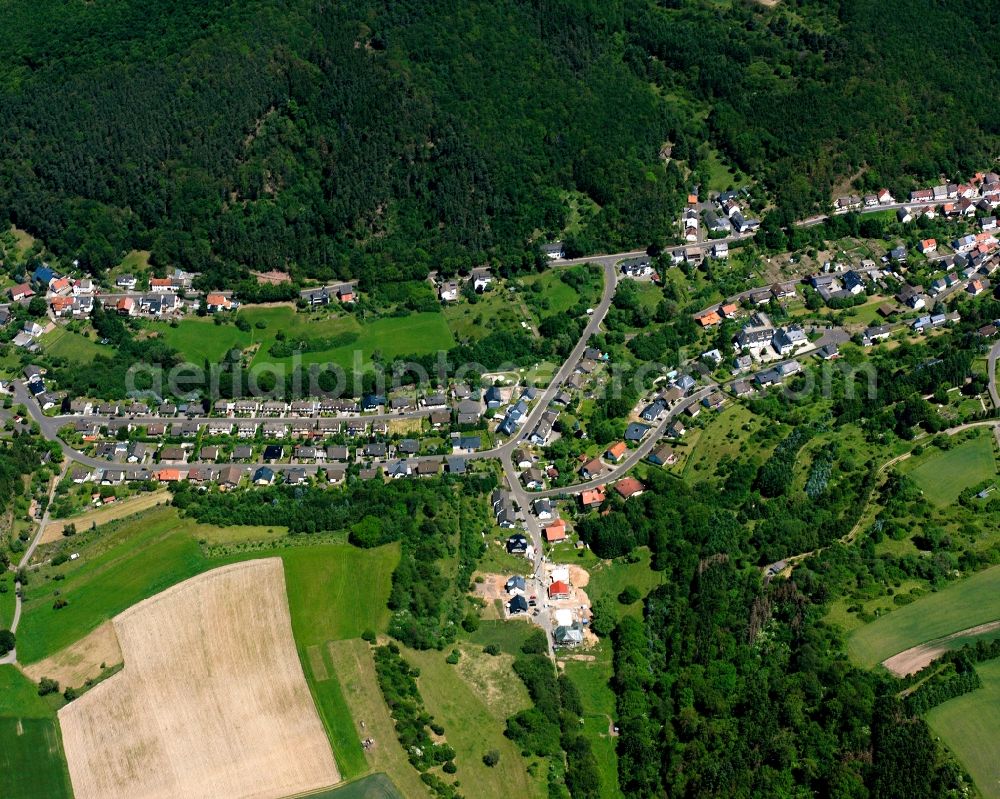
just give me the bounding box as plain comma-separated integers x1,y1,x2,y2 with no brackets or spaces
484,643,501,656
361,629,377,643
38,678,60,696
521,629,549,655
446,649,460,665
483,749,500,767
442,760,457,774
618,585,641,605
0,629,14,656
461,613,480,633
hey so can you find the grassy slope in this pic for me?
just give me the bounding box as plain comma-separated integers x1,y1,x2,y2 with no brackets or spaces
899,433,997,506
847,564,1000,668
0,666,72,799
150,306,455,369
926,659,1000,799
41,327,105,364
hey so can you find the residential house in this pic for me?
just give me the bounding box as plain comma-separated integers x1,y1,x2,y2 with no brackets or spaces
438,282,459,302
543,520,567,543
521,467,545,490
579,457,605,480
252,466,275,485
918,238,938,255
624,422,650,442
548,580,571,600
205,293,232,312
648,444,677,466
639,400,666,423
605,442,628,462
508,594,529,615
8,283,34,301
772,326,807,355
579,485,607,509
532,498,554,520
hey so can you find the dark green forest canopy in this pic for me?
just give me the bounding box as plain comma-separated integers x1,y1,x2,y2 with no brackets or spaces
0,0,997,284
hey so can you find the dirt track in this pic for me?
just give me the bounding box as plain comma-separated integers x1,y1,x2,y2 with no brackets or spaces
58,559,339,799
881,620,1000,676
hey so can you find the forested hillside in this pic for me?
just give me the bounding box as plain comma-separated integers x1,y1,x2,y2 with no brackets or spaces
1,0,997,285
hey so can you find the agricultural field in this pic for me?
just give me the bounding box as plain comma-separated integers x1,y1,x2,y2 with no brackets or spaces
847,564,1000,669
0,666,72,799
325,639,433,797
59,560,340,799
17,505,397,664
899,431,997,506
926,659,1000,799
307,773,406,799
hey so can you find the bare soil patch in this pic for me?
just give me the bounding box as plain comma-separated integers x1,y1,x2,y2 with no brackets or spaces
41,490,170,544
58,559,339,799
882,620,1000,676
23,621,122,689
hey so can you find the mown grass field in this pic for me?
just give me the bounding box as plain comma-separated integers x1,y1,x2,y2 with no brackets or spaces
41,327,105,364
900,433,997,506
150,306,455,371
927,659,1000,799
305,773,406,799
847,564,1000,669
0,667,72,799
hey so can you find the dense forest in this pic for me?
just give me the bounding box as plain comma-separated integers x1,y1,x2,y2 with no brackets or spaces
2,0,997,288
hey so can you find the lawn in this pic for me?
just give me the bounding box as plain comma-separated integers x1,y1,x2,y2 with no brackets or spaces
562,643,624,799
847,564,1000,669
41,327,105,364
683,404,766,483
899,432,997,506
0,667,72,799
927,658,1000,799
405,644,546,799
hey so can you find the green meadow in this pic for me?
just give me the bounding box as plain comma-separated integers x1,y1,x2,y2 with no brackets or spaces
927,659,1000,799
149,305,454,370
40,327,105,364
0,667,72,799
847,564,1000,669
899,432,997,506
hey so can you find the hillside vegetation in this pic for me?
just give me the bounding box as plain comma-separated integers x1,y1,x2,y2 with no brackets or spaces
1,0,997,287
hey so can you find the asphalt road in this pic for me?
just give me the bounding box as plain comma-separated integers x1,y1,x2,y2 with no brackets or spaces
989,340,1000,408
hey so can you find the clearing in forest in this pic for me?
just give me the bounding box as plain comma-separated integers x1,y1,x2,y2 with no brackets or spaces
58,559,339,799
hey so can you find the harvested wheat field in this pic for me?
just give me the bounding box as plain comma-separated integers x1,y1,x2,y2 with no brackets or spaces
23,620,123,688
58,558,340,799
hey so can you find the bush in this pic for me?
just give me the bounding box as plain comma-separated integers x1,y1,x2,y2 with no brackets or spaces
461,613,480,633
521,629,549,655
483,749,500,767
0,629,14,656
63,686,79,701
446,649,461,665
38,677,60,696
442,760,457,774
484,643,501,656
361,629,377,643
618,585,641,605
